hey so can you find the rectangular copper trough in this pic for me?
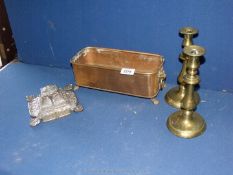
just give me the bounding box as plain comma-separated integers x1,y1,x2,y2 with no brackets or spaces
71,47,166,98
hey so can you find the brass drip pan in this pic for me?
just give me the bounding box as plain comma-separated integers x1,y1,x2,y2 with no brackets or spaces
71,47,166,98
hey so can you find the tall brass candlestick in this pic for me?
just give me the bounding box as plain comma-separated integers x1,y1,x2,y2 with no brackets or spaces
165,27,200,109
167,45,206,139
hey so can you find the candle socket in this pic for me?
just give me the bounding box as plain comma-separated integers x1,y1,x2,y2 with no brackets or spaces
167,45,206,139
165,27,200,109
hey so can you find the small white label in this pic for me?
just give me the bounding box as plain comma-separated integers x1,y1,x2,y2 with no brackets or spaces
120,68,135,75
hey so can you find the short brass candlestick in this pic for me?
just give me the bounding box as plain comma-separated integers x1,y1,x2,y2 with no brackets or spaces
165,27,200,109
167,45,206,139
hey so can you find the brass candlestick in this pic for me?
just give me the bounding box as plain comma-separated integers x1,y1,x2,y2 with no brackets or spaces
165,27,200,109
167,45,206,139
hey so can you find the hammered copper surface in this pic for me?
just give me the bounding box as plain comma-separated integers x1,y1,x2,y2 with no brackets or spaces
71,47,165,98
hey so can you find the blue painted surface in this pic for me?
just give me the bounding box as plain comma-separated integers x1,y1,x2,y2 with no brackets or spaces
0,63,233,175
4,0,233,91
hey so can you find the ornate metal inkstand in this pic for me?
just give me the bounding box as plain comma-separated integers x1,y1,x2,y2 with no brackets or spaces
167,45,206,138
165,27,200,109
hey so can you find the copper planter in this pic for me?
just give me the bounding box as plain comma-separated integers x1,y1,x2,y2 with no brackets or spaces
71,47,166,98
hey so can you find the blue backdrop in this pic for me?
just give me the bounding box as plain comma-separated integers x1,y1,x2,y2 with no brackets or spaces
4,0,233,91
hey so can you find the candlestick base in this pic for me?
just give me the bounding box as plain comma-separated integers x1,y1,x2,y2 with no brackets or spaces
167,110,206,139
165,86,200,109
